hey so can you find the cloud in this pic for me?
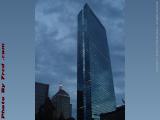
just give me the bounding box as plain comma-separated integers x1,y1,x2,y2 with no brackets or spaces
35,0,125,118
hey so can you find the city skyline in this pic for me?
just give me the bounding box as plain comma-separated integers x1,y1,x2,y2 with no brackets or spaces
35,81,73,120
36,0,125,118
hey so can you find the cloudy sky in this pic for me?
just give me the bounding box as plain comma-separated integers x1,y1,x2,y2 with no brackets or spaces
35,0,125,118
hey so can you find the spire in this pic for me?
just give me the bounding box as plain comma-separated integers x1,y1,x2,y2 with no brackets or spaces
59,81,63,90
84,3,90,9
84,2,88,6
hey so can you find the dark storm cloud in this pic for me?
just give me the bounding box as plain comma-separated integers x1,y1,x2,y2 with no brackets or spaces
36,0,125,117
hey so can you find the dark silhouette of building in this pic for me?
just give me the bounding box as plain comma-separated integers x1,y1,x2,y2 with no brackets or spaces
35,82,75,120
36,97,57,120
52,85,72,119
35,82,49,113
77,3,116,120
58,112,65,120
100,105,125,120
66,117,75,120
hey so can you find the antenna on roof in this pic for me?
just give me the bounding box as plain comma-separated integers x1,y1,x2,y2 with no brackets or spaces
59,81,63,90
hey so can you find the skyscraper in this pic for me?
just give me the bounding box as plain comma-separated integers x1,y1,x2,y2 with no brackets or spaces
52,85,72,119
77,4,116,120
35,82,49,113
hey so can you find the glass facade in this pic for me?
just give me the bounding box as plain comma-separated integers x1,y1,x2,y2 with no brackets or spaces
77,4,116,120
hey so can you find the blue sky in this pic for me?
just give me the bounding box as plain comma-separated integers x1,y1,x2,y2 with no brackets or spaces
35,0,125,118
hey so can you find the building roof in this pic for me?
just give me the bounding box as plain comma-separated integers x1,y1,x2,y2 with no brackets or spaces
55,89,70,97
53,84,70,98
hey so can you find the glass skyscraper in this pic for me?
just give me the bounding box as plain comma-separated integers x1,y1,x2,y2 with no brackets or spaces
77,4,116,120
